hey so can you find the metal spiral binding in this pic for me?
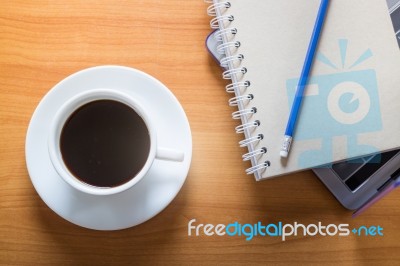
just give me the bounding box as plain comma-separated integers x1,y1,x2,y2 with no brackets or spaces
217,41,240,54
210,14,235,29
246,161,271,175
206,0,269,177
220,54,243,68
207,1,231,16
214,27,237,42
232,107,256,119
225,81,250,93
242,147,267,161
239,134,263,147
235,120,260,134
228,93,253,106
222,66,246,79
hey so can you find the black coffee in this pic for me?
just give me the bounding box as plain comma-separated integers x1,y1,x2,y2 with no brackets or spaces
60,100,151,188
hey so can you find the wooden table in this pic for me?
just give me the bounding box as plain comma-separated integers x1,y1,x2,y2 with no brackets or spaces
0,1,399,265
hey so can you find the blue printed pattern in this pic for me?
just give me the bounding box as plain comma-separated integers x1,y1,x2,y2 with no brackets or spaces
286,39,382,168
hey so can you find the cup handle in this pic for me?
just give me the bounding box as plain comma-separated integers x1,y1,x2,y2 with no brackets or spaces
156,147,184,162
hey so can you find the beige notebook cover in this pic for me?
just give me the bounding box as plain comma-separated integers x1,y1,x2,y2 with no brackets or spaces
210,0,400,180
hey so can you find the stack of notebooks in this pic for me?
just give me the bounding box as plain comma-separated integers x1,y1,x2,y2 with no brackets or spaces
206,0,400,180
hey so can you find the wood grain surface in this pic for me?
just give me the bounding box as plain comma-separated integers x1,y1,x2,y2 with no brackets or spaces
0,1,399,265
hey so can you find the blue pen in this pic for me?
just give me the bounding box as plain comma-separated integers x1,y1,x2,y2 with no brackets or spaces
280,0,330,158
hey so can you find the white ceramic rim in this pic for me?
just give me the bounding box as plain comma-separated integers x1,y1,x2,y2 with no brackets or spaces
47,88,157,196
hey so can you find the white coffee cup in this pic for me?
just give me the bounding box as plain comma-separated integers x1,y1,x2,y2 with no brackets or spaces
48,88,184,196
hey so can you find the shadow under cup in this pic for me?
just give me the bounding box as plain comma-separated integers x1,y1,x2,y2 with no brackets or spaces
48,89,162,195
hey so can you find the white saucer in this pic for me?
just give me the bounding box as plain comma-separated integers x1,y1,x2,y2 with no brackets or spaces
25,66,192,230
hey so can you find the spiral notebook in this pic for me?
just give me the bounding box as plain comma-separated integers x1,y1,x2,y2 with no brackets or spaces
206,0,400,180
